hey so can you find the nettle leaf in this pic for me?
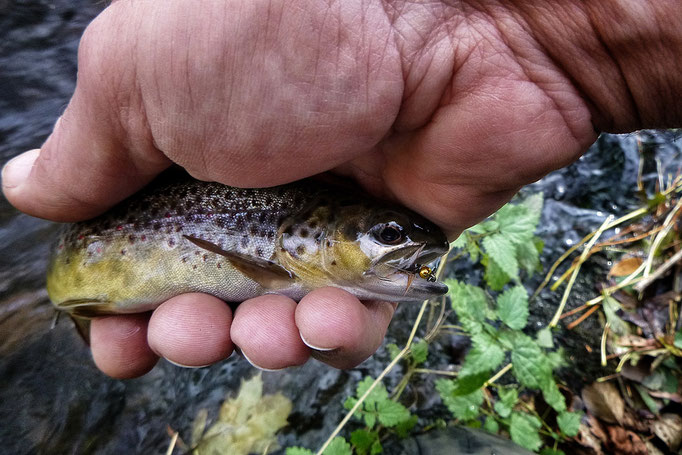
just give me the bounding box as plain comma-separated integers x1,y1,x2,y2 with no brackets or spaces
516,238,540,275
324,437,352,455
510,412,543,451
287,447,315,455
557,411,583,437
547,348,567,370
449,371,490,397
446,280,488,323
497,286,529,330
356,377,389,406
494,387,518,418
483,254,510,291
411,339,428,365
495,204,535,245
466,238,481,263
511,334,553,390
542,378,567,413
461,332,505,376
436,380,484,421
394,414,418,439
350,429,377,454
377,400,411,427
536,327,554,348
386,343,401,361
484,416,500,434
482,234,519,280
520,193,543,227
451,234,467,249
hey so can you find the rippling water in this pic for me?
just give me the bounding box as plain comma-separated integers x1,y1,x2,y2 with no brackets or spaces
1,1,681,454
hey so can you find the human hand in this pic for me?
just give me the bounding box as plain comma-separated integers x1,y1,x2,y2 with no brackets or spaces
3,0,680,378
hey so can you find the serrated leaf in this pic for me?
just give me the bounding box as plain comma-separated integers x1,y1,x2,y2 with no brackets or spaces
516,239,540,275
451,234,467,249
483,234,519,280
494,400,513,418
323,437,352,455
446,280,488,323
536,327,554,348
511,334,553,390
497,286,529,330
386,343,401,360
287,447,315,455
411,339,428,365
467,223,488,234
394,414,418,438
484,416,499,434
356,377,389,406
510,412,543,451
370,440,383,455
520,193,543,227
377,400,411,427
557,411,583,437
350,429,377,454
465,238,480,263
495,204,535,245
461,333,505,376
436,380,484,421
541,378,567,413
484,254,510,291
449,371,490,396
494,387,518,418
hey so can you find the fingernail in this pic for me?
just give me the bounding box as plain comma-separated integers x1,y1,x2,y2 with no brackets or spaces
299,331,336,352
165,358,210,369
241,351,285,372
2,149,40,189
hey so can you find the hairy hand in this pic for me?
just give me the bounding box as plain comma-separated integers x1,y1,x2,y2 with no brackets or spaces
3,0,678,378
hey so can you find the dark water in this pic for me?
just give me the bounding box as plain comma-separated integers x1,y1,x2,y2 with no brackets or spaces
1,1,681,454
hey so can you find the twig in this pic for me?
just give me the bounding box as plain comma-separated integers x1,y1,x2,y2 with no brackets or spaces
566,304,601,330
642,198,682,277
633,248,682,293
166,431,179,455
549,215,614,327
600,322,611,366
485,363,512,386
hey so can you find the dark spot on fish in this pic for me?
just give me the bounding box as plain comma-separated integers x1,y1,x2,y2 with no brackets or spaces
309,221,318,229
256,247,263,256
141,235,147,241
266,231,274,240
165,212,171,218
217,263,222,269
153,223,161,231
128,235,135,243
283,226,293,236
202,254,208,262
296,245,305,255
65,258,70,265
168,238,176,247
193,265,197,270
264,196,273,205
150,208,159,217
175,225,182,232
241,237,249,248
182,257,187,263
300,229,309,238
120,249,126,255
259,213,266,223
116,225,123,231
331,260,337,266
249,225,258,236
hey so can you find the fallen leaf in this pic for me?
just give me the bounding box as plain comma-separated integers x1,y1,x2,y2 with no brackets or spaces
606,426,648,455
609,257,643,277
582,382,625,425
651,413,682,452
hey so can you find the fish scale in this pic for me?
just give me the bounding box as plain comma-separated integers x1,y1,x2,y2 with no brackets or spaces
47,174,449,318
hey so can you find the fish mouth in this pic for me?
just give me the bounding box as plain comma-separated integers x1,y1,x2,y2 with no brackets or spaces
371,241,449,298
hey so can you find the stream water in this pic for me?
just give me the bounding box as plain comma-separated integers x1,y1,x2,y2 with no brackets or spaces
1,1,681,454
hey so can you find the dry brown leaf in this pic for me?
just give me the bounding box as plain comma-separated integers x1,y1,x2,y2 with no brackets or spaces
582,382,625,425
606,426,648,455
577,417,605,455
651,413,682,452
609,257,644,277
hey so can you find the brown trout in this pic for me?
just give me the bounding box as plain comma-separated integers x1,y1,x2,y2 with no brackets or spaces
47,175,449,317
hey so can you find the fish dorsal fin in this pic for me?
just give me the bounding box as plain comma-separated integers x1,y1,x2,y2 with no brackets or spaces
183,235,296,287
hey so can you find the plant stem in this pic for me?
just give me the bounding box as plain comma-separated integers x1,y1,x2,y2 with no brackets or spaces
486,363,512,386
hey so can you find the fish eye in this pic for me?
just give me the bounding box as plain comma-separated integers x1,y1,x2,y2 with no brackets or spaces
372,222,404,245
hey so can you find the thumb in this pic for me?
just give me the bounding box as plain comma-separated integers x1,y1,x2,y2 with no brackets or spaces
1,100,170,222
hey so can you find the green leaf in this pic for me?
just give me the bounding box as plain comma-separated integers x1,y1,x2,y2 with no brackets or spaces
323,437,352,455
675,330,682,349
448,371,490,397
483,254,511,291
541,378,567,413
411,339,428,365
497,286,529,330
547,348,567,370
483,233,519,280
520,193,544,227
603,296,630,337
510,412,543,451
466,238,481,263
356,377,389,406
386,343,401,360
461,333,505,376
370,440,383,455
287,447,315,455
516,238,541,275
511,334,553,390
451,234,467,249
536,327,554,348
557,411,583,437
394,414,418,438
495,204,535,245
446,280,488,323
350,429,377,455
540,449,566,455
376,400,411,427
436,380,484,420
483,416,499,434
494,388,518,418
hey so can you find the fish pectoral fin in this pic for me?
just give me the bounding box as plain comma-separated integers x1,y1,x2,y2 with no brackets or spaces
183,235,297,287
69,315,91,345
56,298,118,318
